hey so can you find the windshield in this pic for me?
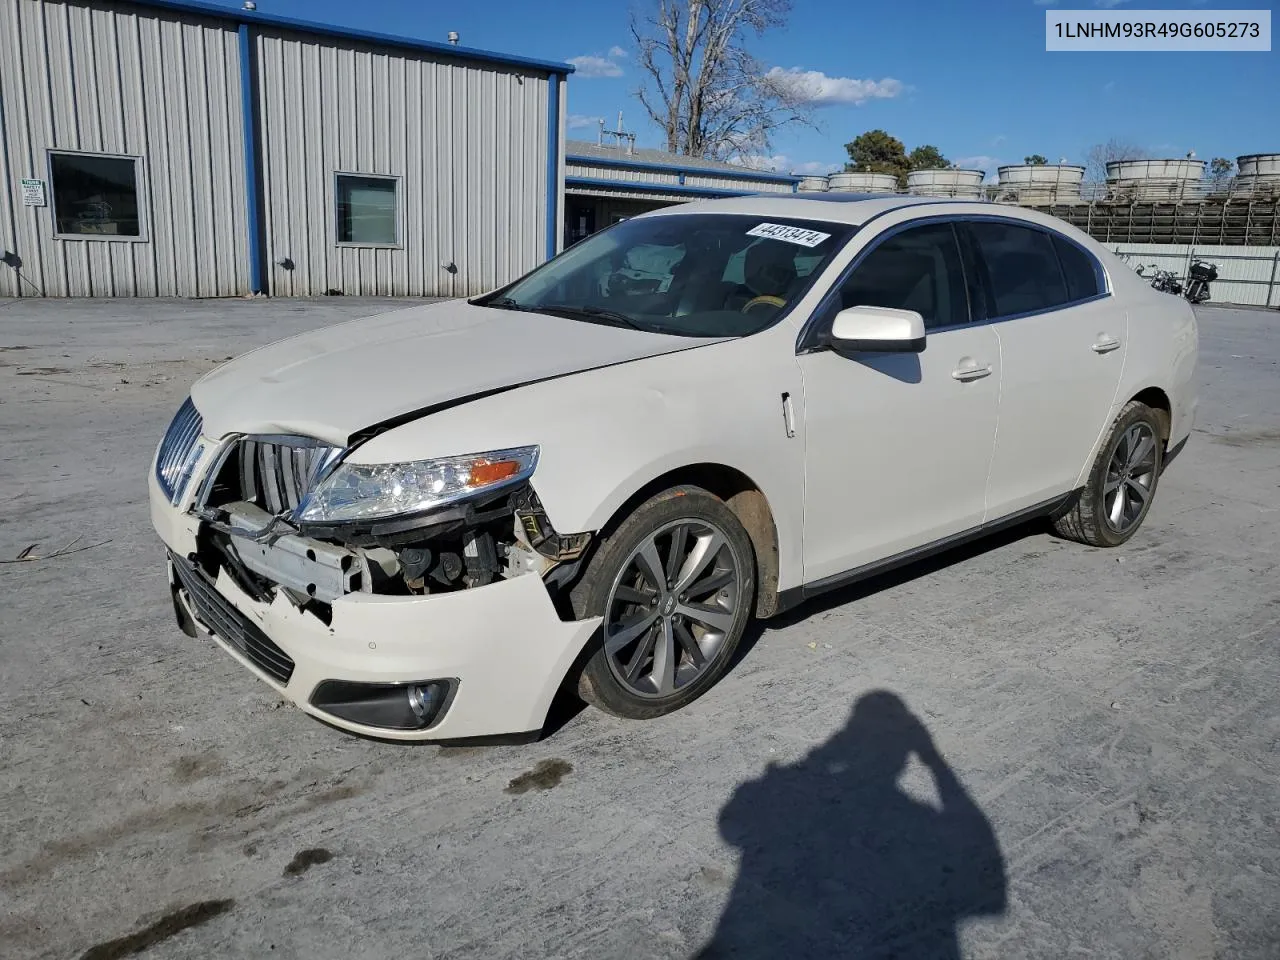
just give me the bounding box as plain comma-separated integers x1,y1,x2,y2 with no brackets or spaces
475,213,853,338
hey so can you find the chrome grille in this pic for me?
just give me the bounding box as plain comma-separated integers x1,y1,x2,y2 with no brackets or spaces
238,437,340,516
155,397,204,504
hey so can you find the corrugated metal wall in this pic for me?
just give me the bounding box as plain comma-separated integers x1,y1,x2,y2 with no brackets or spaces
0,0,249,297
1109,243,1280,308
564,159,794,198
255,28,550,297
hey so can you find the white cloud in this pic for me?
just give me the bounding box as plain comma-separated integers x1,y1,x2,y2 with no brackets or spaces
793,160,842,175
765,67,904,107
569,55,623,78
730,153,791,172
567,114,604,129
608,45,628,59
729,154,842,175
955,155,1000,173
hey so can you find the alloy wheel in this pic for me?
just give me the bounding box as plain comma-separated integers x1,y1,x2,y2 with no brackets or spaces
1103,422,1158,534
602,518,742,699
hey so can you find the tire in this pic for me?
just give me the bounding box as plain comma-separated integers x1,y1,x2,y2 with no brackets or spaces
570,485,757,720
1053,401,1164,547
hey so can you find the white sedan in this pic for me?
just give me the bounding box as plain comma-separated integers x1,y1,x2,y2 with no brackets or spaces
150,195,1198,740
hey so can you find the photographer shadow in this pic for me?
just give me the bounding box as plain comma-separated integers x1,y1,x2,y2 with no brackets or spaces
696,691,1006,959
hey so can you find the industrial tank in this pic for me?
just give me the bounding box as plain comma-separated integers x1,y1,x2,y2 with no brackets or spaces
827,171,898,193
996,164,1085,204
1234,153,1280,198
906,168,985,198
797,175,829,192
1106,158,1205,201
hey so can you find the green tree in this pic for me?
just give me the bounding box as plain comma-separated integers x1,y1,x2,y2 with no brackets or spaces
1024,154,1048,165
908,144,949,171
844,129,909,185
1209,157,1234,180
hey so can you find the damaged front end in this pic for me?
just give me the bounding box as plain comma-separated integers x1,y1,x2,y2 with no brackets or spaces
186,434,592,625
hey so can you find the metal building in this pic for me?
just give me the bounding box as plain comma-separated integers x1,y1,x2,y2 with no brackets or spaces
0,0,571,297
563,139,799,247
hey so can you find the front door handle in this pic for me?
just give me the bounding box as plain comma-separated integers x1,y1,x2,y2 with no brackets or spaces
951,363,993,382
1092,336,1122,354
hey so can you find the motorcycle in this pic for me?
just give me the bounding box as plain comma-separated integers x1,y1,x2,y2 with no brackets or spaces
1132,258,1218,304
1134,263,1182,296
1185,259,1217,304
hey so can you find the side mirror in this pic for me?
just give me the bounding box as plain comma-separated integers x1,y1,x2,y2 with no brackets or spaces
828,305,926,354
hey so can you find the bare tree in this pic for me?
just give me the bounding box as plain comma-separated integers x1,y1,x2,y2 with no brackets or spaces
630,0,812,160
1084,138,1148,182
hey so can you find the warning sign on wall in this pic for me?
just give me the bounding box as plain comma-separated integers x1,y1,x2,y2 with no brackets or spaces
21,179,47,206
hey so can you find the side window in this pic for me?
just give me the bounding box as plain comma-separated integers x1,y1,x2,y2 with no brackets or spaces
49,151,142,238
1052,235,1101,301
837,222,968,331
967,221,1068,317
336,173,399,246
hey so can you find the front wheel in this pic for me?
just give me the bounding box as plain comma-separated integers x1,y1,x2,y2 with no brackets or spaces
1053,401,1164,547
570,486,756,720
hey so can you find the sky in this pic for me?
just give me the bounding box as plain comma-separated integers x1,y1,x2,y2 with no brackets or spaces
210,0,1278,178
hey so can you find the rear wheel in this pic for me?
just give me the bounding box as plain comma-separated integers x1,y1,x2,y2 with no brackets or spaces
1053,401,1163,547
571,486,756,720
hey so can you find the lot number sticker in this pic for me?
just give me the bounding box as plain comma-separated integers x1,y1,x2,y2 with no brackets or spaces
746,222,831,248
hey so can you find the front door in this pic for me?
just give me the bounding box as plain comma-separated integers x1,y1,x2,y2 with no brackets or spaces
798,221,1001,584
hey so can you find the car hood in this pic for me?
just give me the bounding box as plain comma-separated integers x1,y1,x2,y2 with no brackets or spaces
192,300,712,447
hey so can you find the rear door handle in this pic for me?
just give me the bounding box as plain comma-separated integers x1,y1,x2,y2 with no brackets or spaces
951,363,993,382
1092,336,1122,354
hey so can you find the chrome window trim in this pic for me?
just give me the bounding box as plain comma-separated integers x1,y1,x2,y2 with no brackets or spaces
796,212,1113,353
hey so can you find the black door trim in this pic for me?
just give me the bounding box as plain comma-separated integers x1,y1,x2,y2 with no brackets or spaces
773,491,1076,614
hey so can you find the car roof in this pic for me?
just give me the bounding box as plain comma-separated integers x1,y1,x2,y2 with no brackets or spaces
633,193,1046,229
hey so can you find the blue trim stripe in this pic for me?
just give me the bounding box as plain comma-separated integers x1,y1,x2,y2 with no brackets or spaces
564,176,790,199
565,153,800,185
546,74,560,261
237,23,264,295
128,0,574,75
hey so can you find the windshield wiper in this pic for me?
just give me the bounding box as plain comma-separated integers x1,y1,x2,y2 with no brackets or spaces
538,304,645,331
483,296,533,312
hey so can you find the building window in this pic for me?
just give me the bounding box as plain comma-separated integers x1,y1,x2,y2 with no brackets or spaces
48,151,142,239
335,174,399,246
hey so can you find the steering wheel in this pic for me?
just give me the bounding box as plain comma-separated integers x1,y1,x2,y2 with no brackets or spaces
741,295,785,314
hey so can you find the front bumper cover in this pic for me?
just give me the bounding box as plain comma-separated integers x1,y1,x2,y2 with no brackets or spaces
152,469,601,742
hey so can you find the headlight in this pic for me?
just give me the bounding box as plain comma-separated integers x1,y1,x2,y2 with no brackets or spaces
295,446,539,524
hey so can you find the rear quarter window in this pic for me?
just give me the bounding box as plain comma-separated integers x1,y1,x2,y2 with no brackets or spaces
1052,235,1102,301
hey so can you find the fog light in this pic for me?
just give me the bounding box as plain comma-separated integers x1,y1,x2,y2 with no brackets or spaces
407,683,440,722
310,679,454,730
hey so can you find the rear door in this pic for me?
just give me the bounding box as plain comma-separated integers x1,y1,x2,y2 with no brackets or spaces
962,220,1127,518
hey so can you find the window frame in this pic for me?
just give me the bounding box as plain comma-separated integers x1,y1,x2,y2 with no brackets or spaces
798,212,1112,353
333,171,403,249
46,148,148,243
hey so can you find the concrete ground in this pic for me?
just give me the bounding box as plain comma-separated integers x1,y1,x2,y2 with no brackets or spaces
1,298,1278,960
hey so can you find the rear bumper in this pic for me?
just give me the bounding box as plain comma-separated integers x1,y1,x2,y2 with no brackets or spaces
151,473,600,742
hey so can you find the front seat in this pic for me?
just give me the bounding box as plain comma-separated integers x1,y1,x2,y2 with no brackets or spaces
725,243,800,311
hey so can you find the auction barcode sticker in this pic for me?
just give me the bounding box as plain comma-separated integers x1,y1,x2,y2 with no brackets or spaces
746,223,832,248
